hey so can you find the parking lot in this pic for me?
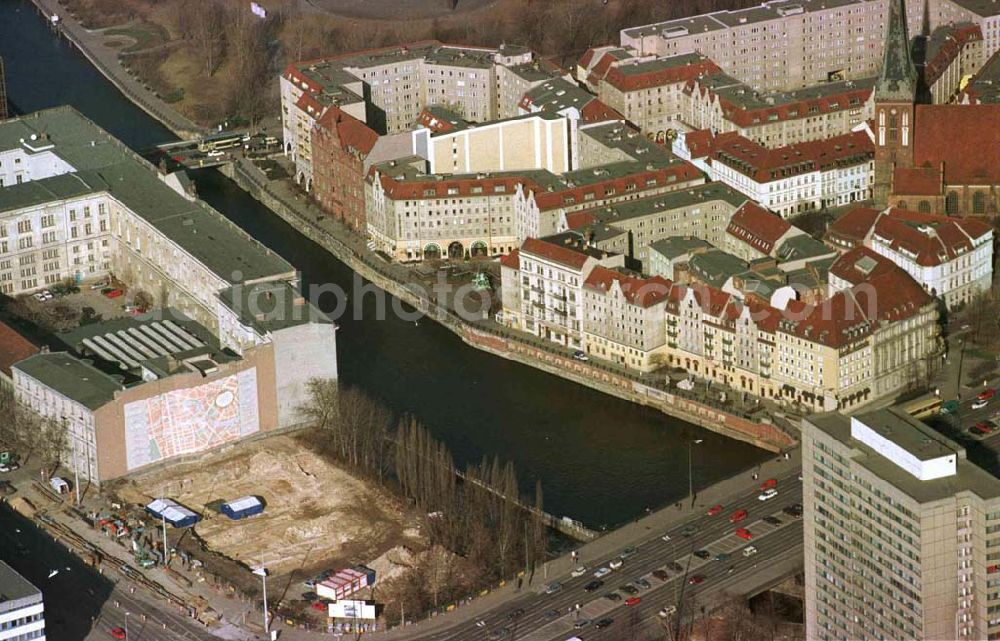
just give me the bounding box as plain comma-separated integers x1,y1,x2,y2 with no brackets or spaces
5,278,142,335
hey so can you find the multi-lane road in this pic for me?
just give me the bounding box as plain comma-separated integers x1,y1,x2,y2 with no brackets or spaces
414,468,804,641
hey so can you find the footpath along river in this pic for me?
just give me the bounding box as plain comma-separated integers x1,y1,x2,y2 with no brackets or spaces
0,0,771,528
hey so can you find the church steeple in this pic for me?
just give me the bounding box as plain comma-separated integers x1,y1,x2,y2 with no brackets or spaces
875,0,918,103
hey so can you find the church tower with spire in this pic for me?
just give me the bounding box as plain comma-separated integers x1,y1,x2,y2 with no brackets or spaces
873,0,919,207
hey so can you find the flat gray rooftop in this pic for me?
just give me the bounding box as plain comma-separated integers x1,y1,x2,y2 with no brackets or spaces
0,561,42,613
0,107,294,284
13,351,123,410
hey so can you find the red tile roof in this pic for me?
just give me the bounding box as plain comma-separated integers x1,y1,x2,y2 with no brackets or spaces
583,266,673,307
892,165,942,196
681,129,716,159
824,206,881,248
316,105,379,156
500,248,520,269
726,202,791,255
685,74,873,129
373,171,542,201
705,130,873,183
532,163,702,211
829,245,900,285
580,99,626,124
565,211,598,230
520,237,592,270
0,321,39,377
913,104,1000,185
602,58,720,92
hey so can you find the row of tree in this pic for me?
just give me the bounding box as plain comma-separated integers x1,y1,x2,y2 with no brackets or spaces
0,385,68,473
299,380,546,618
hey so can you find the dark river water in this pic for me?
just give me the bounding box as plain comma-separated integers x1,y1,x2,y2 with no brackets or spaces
0,0,770,528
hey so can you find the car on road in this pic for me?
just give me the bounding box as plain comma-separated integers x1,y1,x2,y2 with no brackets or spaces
783,503,803,518
475,619,487,627
604,592,622,602
659,605,678,618
584,579,604,592
974,398,990,410
667,562,684,573
543,609,560,620
634,578,651,589
707,504,724,516
572,350,589,361
609,558,624,570
760,478,778,490
714,552,731,562
487,627,510,640
736,527,754,540
595,618,614,629
571,565,587,577
693,550,711,559
681,525,698,537
652,569,670,581
620,546,639,559
980,388,996,402
619,584,639,595
688,575,706,585
763,516,782,525
625,596,642,607
758,488,778,501
730,509,748,523
111,628,127,640
743,545,758,557
507,608,525,620
661,532,672,542
544,581,562,594
593,567,611,578
573,619,591,629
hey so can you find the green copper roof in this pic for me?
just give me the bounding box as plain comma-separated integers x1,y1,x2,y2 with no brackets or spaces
876,0,918,102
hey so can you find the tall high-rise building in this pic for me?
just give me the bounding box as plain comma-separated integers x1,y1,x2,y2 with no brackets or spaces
0,560,46,641
804,408,1000,641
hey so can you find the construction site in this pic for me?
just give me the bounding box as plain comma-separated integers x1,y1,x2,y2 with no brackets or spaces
109,431,426,580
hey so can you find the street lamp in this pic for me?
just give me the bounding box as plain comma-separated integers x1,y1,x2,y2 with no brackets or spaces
688,439,704,506
124,611,130,640
253,566,269,634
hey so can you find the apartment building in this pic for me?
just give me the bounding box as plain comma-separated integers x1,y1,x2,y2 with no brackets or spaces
825,206,994,307
498,235,622,349
803,407,1000,640
620,0,889,93
0,561,45,641
676,129,874,217
922,23,985,103
413,111,572,175
681,73,874,148
959,48,1000,103
517,77,624,125
582,51,721,138
0,108,297,340
281,41,561,189
582,267,671,372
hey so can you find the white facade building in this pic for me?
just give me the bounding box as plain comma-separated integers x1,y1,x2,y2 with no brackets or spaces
0,561,45,641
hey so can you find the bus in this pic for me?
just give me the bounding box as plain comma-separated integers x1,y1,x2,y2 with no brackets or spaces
903,396,943,420
197,133,248,153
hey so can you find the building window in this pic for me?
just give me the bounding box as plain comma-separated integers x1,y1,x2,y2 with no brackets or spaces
946,191,959,214
973,191,987,214
918,200,931,213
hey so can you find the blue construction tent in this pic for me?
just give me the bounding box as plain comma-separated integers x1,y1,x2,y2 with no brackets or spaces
145,498,201,528
220,496,265,520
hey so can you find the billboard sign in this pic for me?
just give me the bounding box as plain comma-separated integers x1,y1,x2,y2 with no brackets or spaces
329,600,376,620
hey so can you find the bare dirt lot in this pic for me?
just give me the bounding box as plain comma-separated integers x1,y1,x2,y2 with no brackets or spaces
114,431,426,578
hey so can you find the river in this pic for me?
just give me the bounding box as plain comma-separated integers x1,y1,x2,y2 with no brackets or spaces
0,0,770,529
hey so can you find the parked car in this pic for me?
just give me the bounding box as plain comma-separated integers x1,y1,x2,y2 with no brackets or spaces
667,562,684,573
980,388,996,402
103,288,123,299
593,567,611,578
595,618,614,629
609,558,624,570
743,546,758,557
688,575,706,585
620,546,638,559
0,462,19,473
941,399,960,414
573,351,589,361
760,478,778,490
661,532,672,542
543,609,560,620
652,569,670,581
707,504,723,516
681,525,698,537
604,592,622,602
619,584,639,595
571,565,587,577
758,488,778,501
32,290,53,302
783,503,803,518
544,581,562,594
90,280,110,290
973,398,989,410
763,516,783,525
730,509,748,523
736,527,754,540
573,619,591,630
584,580,604,592
658,605,678,618
714,552,731,562
625,597,642,607
506,608,525,620
634,578,651,589
693,550,711,560
110,628,127,640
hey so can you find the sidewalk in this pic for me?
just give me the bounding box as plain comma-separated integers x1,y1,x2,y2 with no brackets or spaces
29,0,203,137
275,449,802,641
